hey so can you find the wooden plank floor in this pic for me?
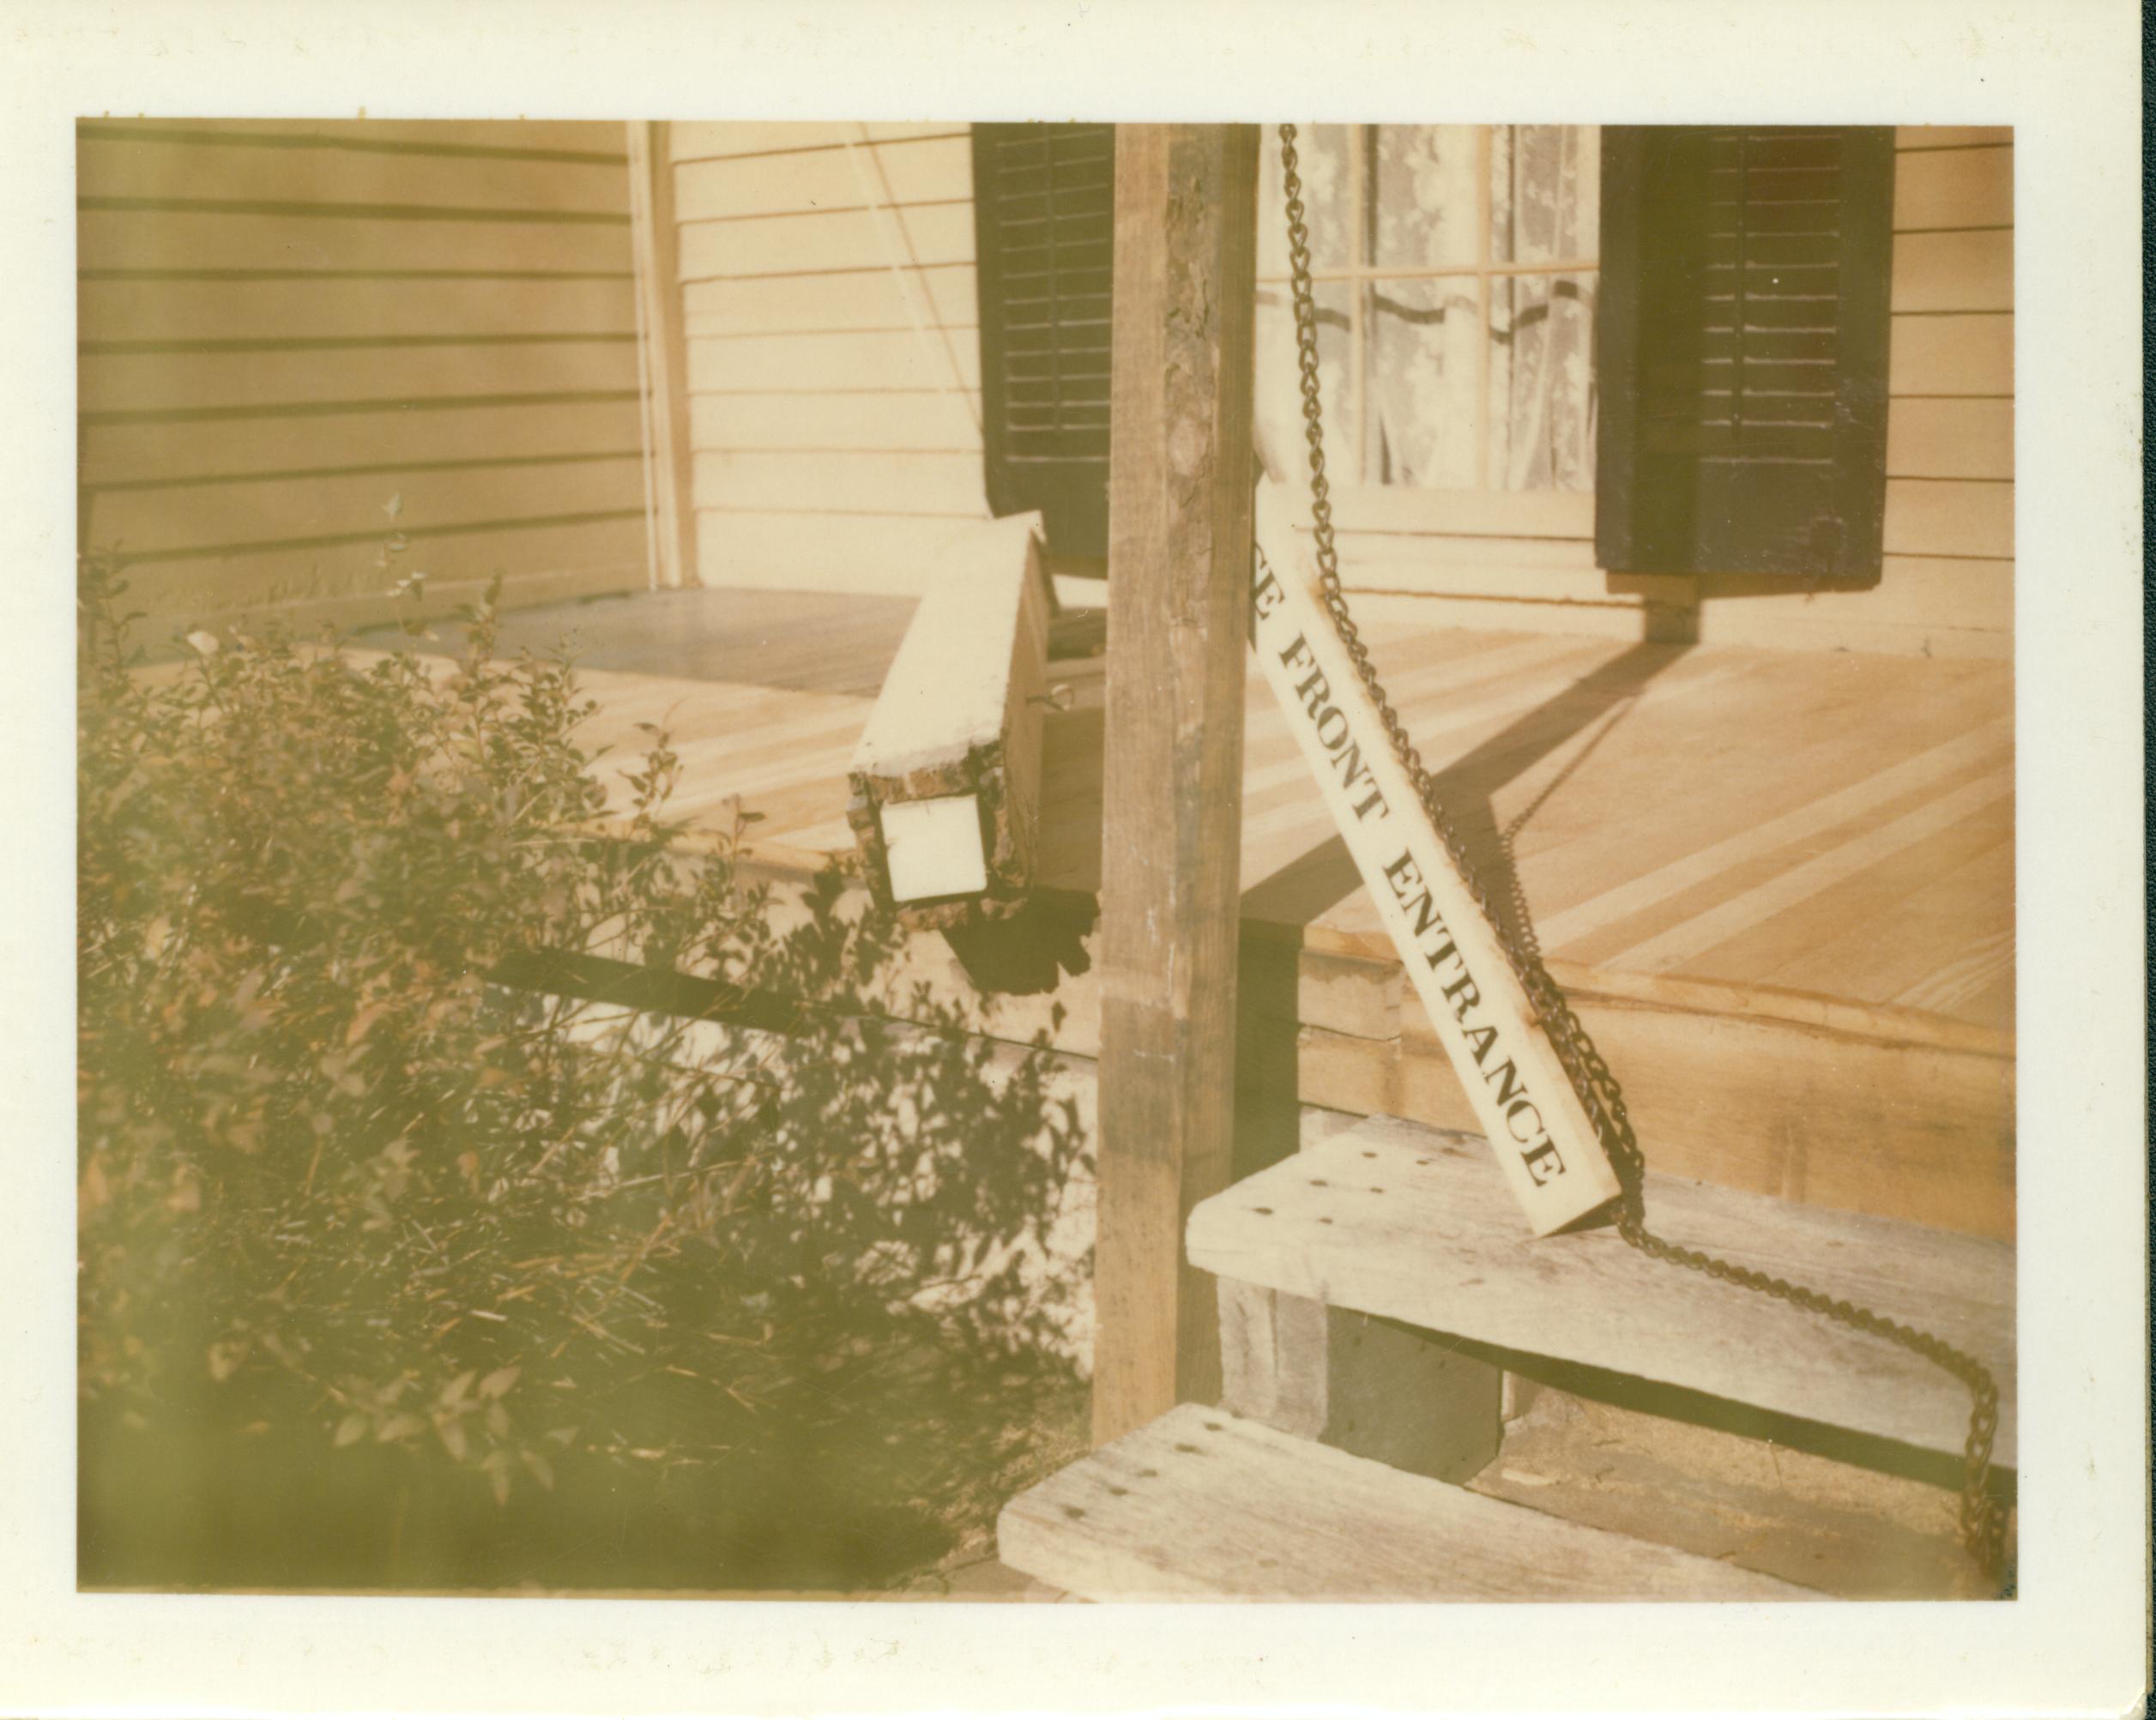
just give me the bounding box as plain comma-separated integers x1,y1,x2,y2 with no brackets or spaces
476,587,2012,1042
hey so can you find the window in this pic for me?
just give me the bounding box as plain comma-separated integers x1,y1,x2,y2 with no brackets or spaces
970,123,1894,582
972,123,1117,558
1254,124,1602,495
1595,127,1895,579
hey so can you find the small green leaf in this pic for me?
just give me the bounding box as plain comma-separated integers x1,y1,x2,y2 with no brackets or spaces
334,1412,370,1448
478,1365,520,1400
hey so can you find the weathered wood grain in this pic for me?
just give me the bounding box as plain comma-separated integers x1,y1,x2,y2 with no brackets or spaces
1217,1278,1501,1482
1090,124,1259,1444
996,1403,1815,1601
1186,1116,2015,1466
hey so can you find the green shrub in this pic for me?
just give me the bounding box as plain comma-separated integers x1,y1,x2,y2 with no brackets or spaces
76,566,1089,1590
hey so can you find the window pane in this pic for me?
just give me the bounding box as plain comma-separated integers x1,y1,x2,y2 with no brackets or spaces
1490,124,1599,264
1255,281,1354,478
1489,271,1597,491
1366,279,1482,488
1370,124,1481,270
1259,124,1354,275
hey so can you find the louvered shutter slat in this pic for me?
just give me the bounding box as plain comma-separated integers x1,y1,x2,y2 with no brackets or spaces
973,122,1118,557
1597,125,1895,578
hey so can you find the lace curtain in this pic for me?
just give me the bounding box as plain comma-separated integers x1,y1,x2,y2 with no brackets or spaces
1255,124,1600,494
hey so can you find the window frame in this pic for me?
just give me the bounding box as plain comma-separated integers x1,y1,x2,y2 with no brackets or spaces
1254,122,1603,543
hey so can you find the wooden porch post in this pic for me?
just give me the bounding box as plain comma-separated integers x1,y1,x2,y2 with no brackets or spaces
1091,124,1261,1446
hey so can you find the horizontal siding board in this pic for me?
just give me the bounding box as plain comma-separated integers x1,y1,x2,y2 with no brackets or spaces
118,513,649,622
682,264,976,335
669,122,966,162
673,136,970,223
86,118,628,158
78,274,637,344
78,136,631,217
1892,144,2012,231
1892,229,2013,313
1885,397,2014,479
695,510,975,596
82,397,648,489
88,456,644,560
1888,313,2012,396
689,389,981,453
81,341,637,416
1332,535,1604,588
1893,126,2013,151
1882,477,2014,559
692,449,985,518
1324,485,1597,540
79,208,632,275
687,329,980,394
676,203,974,281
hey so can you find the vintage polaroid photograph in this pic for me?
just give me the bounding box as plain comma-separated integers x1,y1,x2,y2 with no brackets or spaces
11,1,2147,1715
73,109,2017,1607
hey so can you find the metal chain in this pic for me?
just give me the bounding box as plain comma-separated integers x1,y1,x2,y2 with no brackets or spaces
1270,124,2008,1586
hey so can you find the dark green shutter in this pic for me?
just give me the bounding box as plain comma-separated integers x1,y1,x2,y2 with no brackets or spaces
971,123,1115,558
1597,126,1895,579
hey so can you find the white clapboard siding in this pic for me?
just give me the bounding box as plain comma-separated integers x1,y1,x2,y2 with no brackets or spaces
77,130,632,216
79,208,633,276
82,397,647,491
674,136,971,222
80,340,637,417
1893,230,2014,312
79,275,640,346
693,450,986,518
121,513,649,627
687,329,981,395
127,118,632,154
682,264,977,336
1883,479,2014,559
1886,397,2014,479
1893,125,2012,152
1892,143,2011,231
696,511,987,596
669,121,967,162
90,456,645,561
997,1403,1814,1602
1888,313,2013,396
690,390,981,454
669,123,982,596
676,202,974,281
76,118,646,625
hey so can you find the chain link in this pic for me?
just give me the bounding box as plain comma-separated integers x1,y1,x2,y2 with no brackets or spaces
1270,123,2008,1587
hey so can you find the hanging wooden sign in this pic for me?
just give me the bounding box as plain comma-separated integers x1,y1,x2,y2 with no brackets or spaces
1248,480,1623,1236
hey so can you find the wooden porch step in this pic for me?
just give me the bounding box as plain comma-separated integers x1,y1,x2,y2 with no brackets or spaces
1187,1114,2015,1469
996,1403,1815,1602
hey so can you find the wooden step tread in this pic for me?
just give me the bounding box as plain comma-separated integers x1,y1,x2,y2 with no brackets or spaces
996,1403,1815,1602
1187,1115,2014,1468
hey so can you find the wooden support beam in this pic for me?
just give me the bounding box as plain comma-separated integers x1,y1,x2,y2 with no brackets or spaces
1090,124,1261,1445
1217,1278,1503,1482
627,121,698,590
845,512,1054,928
